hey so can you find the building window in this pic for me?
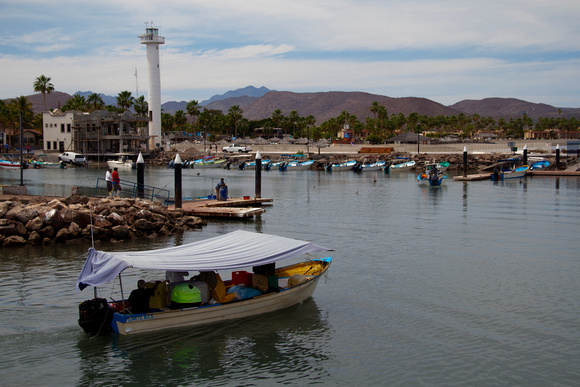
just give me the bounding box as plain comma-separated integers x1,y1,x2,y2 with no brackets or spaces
47,141,51,150
67,124,71,133
61,124,65,133
53,141,57,150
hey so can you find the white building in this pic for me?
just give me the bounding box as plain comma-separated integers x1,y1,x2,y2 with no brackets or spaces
42,109,74,152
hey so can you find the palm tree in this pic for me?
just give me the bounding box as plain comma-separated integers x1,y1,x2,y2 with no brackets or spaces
86,93,105,112
116,91,135,111
62,94,87,111
33,75,55,111
174,110,188,130
271,109,284,131
186,100,201,133
6,96,34,149
227,105,243,139
133,96,148,117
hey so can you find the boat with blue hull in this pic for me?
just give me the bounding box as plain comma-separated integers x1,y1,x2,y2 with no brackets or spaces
325,160,357,172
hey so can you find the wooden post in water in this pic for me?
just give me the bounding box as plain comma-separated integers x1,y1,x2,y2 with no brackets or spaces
555,144,560,170
463,146,468,177
523,144,528,165
174,153,182,209
255,151,262,199
137,152,145,198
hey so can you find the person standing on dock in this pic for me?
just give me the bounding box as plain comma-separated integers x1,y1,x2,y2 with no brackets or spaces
215,178,228,201
112,167,121,197
105,168,114,197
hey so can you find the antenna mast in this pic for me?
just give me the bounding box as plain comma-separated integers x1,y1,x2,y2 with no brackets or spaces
134,67,139,97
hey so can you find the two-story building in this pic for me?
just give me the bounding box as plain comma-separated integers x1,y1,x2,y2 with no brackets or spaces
43,109,150,157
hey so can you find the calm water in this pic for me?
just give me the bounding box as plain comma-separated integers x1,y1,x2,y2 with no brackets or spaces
1,165,579,386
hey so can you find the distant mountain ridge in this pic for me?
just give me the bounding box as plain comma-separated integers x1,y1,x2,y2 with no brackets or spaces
7,87,580,123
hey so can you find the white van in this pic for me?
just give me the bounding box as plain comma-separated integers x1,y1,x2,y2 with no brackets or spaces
59,152,88,166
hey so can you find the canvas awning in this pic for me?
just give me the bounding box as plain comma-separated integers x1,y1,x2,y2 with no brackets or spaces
77,230,332,290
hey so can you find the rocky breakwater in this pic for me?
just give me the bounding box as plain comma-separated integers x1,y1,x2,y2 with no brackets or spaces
0,195,206,248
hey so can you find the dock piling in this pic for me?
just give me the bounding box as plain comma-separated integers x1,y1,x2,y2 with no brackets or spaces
137,152,145,198
255,151,262,199
174,153,182,209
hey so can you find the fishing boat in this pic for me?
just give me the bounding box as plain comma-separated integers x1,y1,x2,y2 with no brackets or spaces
107,159,135,169
243,159,270,170
279,160,314,171
325,160,356,172
354,160,387,172
417,170,447,186
193,158,228,169
424,160,450,172
491,165,530,181
0,159,23,169
76,230,332,336
387,160,416,172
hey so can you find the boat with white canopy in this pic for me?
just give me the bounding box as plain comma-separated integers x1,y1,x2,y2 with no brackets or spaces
77,230,332,335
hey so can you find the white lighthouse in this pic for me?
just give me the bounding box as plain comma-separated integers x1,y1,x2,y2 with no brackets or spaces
139,23,165,150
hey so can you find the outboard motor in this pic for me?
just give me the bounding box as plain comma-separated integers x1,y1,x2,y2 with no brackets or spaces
78,298,113,335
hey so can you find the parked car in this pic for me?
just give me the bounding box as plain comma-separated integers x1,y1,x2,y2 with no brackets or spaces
59,152,88,166
222,144,252,153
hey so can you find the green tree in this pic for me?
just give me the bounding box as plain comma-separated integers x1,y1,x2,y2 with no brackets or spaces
86,93,105,112
62,94,87,111
161,112,174,132
186,100,201,133
174,110,188,130
227,105,243,139
116,91,135,111
33,75,55,111
133,96,148,117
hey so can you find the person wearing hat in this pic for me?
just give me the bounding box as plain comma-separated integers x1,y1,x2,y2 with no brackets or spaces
105,167,113,197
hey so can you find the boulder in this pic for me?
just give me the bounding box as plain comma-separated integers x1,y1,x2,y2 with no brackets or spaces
134,209,152,219
0,224,18,236
25,216,44,231
16,222,27,236
3,235,27,247
27,231,42,246
47,199,67,210
44,209,65,229
93,216,112,228
133,218,156,231
107,212,124,226
40,225,55,238
68,222,81,237
4,205,23,220
0,202,9,217
111,225,131,239
55,228,73,242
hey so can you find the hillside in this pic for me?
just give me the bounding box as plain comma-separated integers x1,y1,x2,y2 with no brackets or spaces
449,98,580,121
206,91,461,123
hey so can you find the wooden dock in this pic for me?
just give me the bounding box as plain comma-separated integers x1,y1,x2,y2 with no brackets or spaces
168,197,273,218
528,170,580,177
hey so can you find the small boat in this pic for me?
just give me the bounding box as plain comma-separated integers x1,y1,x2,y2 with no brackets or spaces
76,230,332,336
194,158,228,169
491,165,530,181
425,160,450,172
388,160,416,172
325,160,356,172
107,159,134,169
353,160,387,172
243,159,270,170
0,159,24,169
529,160,550,170
30,160,65,169
417,170,447,186
279,160,314,171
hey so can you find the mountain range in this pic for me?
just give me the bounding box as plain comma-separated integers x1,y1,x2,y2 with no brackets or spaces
9,86,580,123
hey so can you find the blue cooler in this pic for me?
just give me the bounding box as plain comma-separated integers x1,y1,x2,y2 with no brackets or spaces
219,186,228,201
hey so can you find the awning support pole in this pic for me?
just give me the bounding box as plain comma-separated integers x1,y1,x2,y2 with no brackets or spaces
119,273,126,315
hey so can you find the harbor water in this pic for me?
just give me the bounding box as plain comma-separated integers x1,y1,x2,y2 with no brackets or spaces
1,165,579,385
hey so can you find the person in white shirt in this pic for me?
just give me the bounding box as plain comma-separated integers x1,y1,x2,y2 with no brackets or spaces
105,168,113,196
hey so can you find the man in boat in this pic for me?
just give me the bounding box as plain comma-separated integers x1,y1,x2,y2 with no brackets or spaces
128,279,160,314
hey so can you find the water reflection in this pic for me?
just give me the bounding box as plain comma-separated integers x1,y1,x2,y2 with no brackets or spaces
75,299,331,385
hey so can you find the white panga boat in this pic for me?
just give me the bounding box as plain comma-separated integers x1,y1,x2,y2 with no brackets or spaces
325,160,356,172
77,230,333,336
424,160,450,172
107,159,134,169
387,159,416,172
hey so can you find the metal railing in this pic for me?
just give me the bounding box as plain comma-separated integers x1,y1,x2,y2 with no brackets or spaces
94,178,170,204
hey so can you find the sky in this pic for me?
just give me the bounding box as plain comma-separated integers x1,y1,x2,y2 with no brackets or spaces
1,0,580,107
